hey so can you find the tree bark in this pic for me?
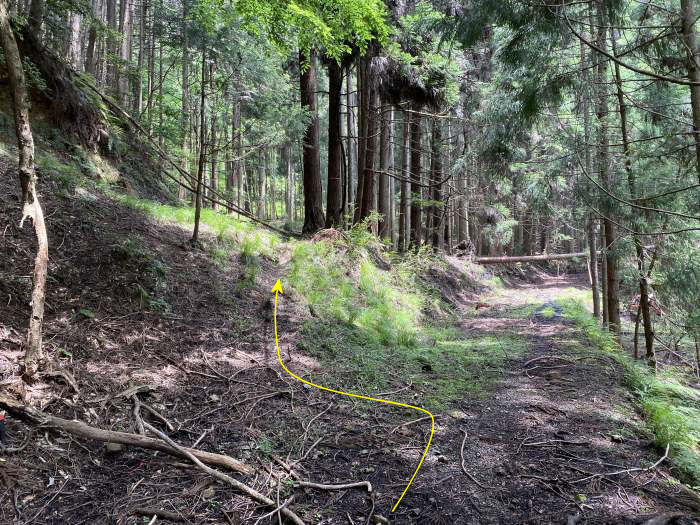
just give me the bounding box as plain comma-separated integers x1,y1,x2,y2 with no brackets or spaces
210,98,219,212
611,32,654,362
191,47,207,245
118,0,133,105
595,0,620,337
299,48,325,233
65,12,81,69
346,68,356,226
27,0,44,39
429,119,443,251
398,109,410,252
581,34,600,319
106,0,117,88
178,10,190,201
378,104,392,239
0,0,48,380
326,59,343,228
409,104,422,249
358,59,377,225
681,0,700,184
85,0,99,76
133,0,147,114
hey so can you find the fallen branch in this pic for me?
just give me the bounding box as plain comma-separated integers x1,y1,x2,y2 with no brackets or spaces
132,507,189,522
89,384,155,407
296,480,373,493
0,394,252,475
572,444,670,484
143,422,305,525
475,252,591,264
140,402,176,432
390,415,434,435
460,430,497,490
252,495,295,525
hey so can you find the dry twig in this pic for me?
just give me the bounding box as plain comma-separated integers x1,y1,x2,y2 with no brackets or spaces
142,422,305,525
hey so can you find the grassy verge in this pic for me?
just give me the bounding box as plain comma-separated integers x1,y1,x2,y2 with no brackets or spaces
559,299,700,487
288,223,526,410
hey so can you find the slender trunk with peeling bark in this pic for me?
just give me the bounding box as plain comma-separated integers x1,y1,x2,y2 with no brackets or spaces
0,0,48,380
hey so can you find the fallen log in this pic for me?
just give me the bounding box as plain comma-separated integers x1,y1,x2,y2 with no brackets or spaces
0,394,252,475
475,252,589,264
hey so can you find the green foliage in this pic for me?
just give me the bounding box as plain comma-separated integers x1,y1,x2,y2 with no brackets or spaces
236,0,389,59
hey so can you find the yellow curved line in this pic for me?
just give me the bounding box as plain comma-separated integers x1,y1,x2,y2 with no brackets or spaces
272,285,435,513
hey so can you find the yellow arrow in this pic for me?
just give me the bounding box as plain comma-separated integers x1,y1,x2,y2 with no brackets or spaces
271,278,434,513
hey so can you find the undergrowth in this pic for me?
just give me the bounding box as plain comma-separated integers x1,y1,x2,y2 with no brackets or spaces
290,221,525,409
113,193,280,262
559,299,700,487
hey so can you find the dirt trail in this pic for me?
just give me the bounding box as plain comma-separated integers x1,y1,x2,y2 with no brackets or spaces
421,273,698,525
2,163,698,524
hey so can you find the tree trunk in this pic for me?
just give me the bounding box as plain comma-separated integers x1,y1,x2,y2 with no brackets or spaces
354,58,367,224
409,104,422,249
85,2,99,76
430,119,442,251
0,0,48,380
581,34,600,319
178,13,190,201
326,59,343,228
299,48,325,233
65,12,81,69
595,0,620,337
210,96,219,212
611,33,654,362
191,46,207,245
282,143,293,222
346,69,356,227
358,60,377,225
398,109,410,252
681,0,700,184
257,151,267,219
106,0,117,88
378,104,392,239
27,0,44,39
133,0,147,114
118,0,133,105
232,97,242,213
457,114,468,244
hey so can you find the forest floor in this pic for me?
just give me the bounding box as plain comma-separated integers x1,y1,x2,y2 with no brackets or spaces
1,150,700,524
